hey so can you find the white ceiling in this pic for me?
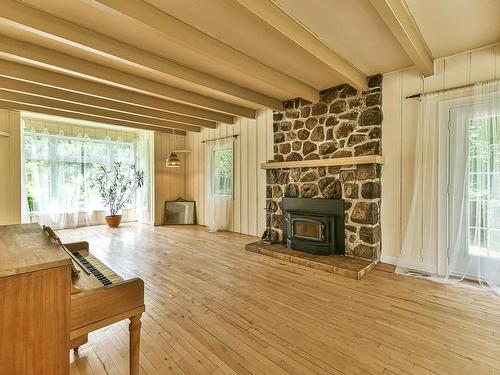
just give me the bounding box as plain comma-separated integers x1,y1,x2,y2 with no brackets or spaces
405,0,500,58
273,0,414,75
19,0,498,85
0,0,496,133
18,0,351,93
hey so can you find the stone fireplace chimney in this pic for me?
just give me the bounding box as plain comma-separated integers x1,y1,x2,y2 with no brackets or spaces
266,75,383,261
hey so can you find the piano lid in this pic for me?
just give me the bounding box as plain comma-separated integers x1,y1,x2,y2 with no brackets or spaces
0,223,72,277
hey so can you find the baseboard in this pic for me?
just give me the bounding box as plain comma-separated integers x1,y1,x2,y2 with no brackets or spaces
380,255,438,274
380,255,398,265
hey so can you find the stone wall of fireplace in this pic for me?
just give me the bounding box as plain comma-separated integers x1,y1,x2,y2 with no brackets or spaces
266,75,383,261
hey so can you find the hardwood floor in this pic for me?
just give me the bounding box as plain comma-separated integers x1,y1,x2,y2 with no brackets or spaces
60,223,500,375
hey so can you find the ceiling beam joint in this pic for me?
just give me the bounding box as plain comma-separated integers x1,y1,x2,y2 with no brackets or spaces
368,0,434,76
235,0,367,91
96,0,320,103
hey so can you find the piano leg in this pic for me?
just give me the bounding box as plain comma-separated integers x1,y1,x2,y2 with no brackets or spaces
70,334,88,351
129,313,142,375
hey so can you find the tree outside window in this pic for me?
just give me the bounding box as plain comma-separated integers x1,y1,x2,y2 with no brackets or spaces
468,115,500,257
212,148,233,197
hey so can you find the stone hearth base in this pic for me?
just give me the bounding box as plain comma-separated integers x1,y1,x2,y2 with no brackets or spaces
245,241,375,280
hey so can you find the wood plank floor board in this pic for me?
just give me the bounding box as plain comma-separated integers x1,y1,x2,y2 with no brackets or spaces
59,224,500,375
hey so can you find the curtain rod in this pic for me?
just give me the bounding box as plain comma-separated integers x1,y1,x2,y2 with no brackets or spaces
201,134,239,144
405,79,500,99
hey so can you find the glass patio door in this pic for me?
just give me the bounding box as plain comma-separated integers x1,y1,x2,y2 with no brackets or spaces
448,103,500,279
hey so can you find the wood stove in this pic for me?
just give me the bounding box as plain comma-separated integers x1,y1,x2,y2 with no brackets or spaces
283,198,345,256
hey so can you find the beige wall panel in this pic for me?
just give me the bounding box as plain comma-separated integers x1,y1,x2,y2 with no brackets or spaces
256,110,271,236
380,71,403,262
195,130,203,225
443,53,470,89
186,109,273,236
239,119,249,234
496,44,500,79
185,132,199,222
381,44,500,267
232,121,241,233
423,59,445,93
470,46,496,83
154,132,186,225
0,110,21,225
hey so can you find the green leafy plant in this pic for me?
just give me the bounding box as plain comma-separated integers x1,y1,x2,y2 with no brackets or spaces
89,162,144,216
27,194,34,212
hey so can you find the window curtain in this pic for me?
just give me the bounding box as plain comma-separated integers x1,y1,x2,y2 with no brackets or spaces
204,138,234,232
23,128,89,229
397,80,500,294
22,126,141,229
135,131,154,224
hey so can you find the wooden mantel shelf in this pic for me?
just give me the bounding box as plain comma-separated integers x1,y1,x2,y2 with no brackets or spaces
260,155,385,170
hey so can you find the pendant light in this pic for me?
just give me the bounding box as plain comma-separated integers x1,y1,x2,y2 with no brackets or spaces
166,130,181,168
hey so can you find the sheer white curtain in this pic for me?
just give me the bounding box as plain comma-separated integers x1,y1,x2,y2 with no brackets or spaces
22,126,141,229
135,131,154,224
397,80,500,294
204,138,234,232
23,128,87,229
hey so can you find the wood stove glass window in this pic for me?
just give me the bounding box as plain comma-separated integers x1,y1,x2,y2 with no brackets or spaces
292,219,322,241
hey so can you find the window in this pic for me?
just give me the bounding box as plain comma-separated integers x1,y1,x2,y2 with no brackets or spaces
468,115,500,258
211,147,233,196
24,131,136,214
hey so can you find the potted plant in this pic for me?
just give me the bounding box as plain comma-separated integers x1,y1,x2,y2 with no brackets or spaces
90,162,144,228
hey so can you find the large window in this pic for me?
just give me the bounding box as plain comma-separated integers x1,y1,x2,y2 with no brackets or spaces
211,147,233,196
24,131,136,214
468,115,500,258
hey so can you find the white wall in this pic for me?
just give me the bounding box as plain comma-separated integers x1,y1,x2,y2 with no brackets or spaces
154,132,187,225
0,110,21,225
381,43,500,268
185,109,273,237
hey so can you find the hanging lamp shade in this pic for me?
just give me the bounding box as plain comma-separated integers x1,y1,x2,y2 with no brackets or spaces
166,130,181,167
165,152,181,167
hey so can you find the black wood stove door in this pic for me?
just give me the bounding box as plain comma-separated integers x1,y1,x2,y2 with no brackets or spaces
282,197,345,256
284,212,335,256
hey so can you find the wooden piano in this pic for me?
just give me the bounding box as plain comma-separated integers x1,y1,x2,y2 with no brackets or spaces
0,223,145,375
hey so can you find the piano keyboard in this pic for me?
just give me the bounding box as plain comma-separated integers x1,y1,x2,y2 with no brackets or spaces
73,252,123,285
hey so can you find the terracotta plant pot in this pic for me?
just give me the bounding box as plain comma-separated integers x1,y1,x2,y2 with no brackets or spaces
105,215,122,228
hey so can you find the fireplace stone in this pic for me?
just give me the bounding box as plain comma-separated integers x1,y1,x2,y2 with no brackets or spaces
266,77,383,261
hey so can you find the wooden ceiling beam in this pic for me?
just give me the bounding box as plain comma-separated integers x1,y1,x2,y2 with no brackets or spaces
235,0,367,91
0,76,215,128
368,0,434,76
0,100,185,135
0,90,201,133
0,35,256,119
0,0,283,111
0,59,234,124
96,0,320,103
